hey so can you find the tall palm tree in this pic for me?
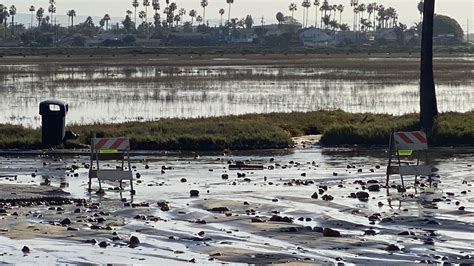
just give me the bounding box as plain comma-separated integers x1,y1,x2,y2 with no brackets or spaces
320,0,329,29
302,0,311,28
36,7,44,27
366,3,374,31
9,5,16,36
289,3,297,20
174,14,180,26
138,10,146,25
178,8,186,25
67,9,76,28
336,4,343,25
300,1,305,27
0,6,8,39
189,9,197,25
377,4,385,28
226,0,234,24
201,0,208,23
103,14,111,30
196,15,203,24
313,0,320,28
29,5,35,29
143,0,150,25
419,0,437,131
350,0,358,31
48,3,56,25
132,0,139,28
219,8,225,25
152,0,160,15
417,1,424,23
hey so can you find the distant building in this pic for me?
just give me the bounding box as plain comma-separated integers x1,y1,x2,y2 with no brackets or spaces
298,28,332,46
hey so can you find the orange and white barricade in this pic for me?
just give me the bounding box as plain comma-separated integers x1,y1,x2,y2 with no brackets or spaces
88,135,134,194
386,131,432,188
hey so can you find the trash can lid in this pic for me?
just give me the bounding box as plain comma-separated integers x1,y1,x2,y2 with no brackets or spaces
39,99,68,115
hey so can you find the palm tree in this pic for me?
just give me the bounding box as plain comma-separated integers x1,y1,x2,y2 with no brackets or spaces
152,0,160,17
313,0,320,28
219,8,225,26
377,4,385,28
8,5,16,36
353,6,359,31
350,0,358,31
320,0,329,29
154,13,161,28
178,8,186,25
138,10,146,26
132,0,139,28
201,0,208,23
103,14,111,30
336,4,343,25
174,14,180,26
29,6,35,29
301,0,311,28
226,0,234,24
189,9,197,25
419,0,437,132
48,3,56,25
36,7,44,27
143,0,150,25
196,15,203,24
366,3,374,31
67,9,76,28
276,12,284,25
417,1,424,23
289,3,297,20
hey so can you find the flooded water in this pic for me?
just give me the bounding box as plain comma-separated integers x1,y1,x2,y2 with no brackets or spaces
1,63,473,127
0,147,473,264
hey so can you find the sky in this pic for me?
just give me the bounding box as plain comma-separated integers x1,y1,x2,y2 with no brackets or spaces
2,0,473,31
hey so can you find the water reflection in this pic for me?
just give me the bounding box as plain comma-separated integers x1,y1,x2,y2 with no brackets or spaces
0,64,472,127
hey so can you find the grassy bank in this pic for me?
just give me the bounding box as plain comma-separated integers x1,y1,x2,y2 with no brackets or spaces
1,110,474,150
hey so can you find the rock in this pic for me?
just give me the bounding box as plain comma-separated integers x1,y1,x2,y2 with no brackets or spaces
190,190,200,197
251,217,266,223
98,241,107,248
323,228,341,237
221,174,229,180
60,218,71,225
129,236,140,246
368,184,380,192
0,208,7,214
380,217,394,223
398,231,410,235
74,208,81,213
180,178,187,183
364,229,377,236
313,226,324,233
157,201,170,211
311,192,318,199
458,206,465,211
322,194,334,201
269,215,293,223
209,207,230,212
21,246,30,253
386,244,400,252
356,191,370,200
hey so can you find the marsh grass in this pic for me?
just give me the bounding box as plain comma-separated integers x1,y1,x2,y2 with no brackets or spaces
1,111,474,150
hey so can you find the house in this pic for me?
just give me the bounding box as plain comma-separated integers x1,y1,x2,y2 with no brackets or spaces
298,28,332,46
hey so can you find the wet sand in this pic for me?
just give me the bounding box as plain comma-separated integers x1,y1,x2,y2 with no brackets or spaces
0,145,473,264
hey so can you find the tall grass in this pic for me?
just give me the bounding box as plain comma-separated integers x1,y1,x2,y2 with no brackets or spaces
1,111,474,150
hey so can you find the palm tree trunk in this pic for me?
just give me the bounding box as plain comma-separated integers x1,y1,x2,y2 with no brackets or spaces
203,7,206,23
220,15,222,26
315,7,318,28
31,13,33,29
228,4,231,24
11,16,14,37
134,8,137,29
420,0,438,132
72,17,74,28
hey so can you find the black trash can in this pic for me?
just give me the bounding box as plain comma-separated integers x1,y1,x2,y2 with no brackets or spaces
39,100,68,148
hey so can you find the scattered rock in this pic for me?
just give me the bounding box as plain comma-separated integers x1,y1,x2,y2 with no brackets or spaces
98,241,108,248
251,217,266,223
60,218,71,225
21,246,30,253
322,194,334,201
269,215,293,223
221,174,229,180
323,228,341,237
386,244,400,252
190,190,200,197
129,236,140,246
311,192,318,199
368,184,380,192
209,207,230,212
180,178,187,183
364,229,377,236
356,191,370,200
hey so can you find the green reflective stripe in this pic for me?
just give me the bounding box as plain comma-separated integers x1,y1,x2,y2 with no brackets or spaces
99,149,118,154
398,150,413,156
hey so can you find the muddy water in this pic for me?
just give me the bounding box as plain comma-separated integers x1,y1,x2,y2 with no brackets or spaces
0,147,472,264
1,63,473,127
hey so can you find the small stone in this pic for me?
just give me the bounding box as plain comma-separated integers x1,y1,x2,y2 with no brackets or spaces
98,241,107,248
60,218,71,225
311,192,318,199
323,228,341,237
190,190,199,197
129,236,140,246
22,246,30,253
386,244,400,252
356,191,370,200
180,178,187,183
368,184,380,192
364,229,377,236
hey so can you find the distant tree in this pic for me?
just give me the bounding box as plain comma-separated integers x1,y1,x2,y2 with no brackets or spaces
350,0,358,31
72,34,87,46
219,8,225,26
123,34,136,45
29,5,35,29
189,9,197,25
433,14,464,42
301,0,311,28
201,0,208,23
152,0,160,14
78,16,98,37
244,15,253,29
132,0,139,28
289,3,297,20
103,14,111,30
313,0,320,28
338,23,350,31
48,3,56,25
276,12,284,25
154,13,161,28
226,0,234,24
9,5,16,36
0,5,8,39
178,8,186,25
123,15,133,32
36,8,44,27
173,14,180,26
196,15,203,24
336,4,344,25
143,0,150,24
417,1,424,23
67,9,76,28
394,22,407,45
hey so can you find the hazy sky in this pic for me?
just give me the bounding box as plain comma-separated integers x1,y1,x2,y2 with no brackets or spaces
3,0,473,31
